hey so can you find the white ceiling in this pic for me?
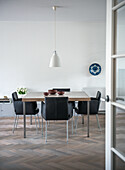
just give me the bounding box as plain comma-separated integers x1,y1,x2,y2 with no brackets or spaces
0,0,106,22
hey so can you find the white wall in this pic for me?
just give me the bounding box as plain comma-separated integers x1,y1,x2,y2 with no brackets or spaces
0,21,106,97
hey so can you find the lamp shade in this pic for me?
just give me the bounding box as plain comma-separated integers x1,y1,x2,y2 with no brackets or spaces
49,51,61,67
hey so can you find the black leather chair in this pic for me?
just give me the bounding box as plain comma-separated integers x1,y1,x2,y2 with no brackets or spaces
12,92,40,133
41,97,73,143
75,91,101,130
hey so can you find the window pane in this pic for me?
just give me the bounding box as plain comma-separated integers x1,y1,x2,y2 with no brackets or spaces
116,58,125,103
113,106,125,155
115,154,125,170
116,5,125,54
115,0,125,5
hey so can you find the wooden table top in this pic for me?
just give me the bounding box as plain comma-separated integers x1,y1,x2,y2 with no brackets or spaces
22,91,91,102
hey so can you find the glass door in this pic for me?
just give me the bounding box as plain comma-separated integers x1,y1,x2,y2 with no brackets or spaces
106,0,125,170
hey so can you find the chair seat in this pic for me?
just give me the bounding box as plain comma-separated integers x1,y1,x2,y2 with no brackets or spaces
16,108,39,115
75,108,98,115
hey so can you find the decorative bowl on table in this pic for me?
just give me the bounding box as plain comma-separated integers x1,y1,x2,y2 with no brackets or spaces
48,89,57,95
44,92,49,96
57,91,64,95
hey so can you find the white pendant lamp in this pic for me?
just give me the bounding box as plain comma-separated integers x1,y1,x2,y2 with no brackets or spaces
49,6,61,67
49,51,61,67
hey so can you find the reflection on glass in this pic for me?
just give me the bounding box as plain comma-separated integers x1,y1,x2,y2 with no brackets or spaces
116,5,125,54
113,106,125,155
116,58,125,103
115,0,124,5
115,155,125,170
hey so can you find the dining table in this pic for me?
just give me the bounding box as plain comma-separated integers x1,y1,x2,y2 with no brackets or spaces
22,91,91,138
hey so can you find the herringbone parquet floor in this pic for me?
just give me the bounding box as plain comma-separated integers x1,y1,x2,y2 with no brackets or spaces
0,114,124,170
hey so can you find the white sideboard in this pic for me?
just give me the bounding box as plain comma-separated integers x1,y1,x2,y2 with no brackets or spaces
0,103,15,117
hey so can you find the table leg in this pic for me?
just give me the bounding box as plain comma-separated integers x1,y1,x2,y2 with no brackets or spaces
23,102,26,138
87,101,90,137
30,115,32,125
82,115,84,124
41,101,43,137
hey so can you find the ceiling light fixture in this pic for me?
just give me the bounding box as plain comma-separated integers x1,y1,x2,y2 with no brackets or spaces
49,6,61,67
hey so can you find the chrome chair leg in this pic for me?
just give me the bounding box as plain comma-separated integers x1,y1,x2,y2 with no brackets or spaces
73,110,74,117
45,121,47,143
72,117,73,135
42,116,43,137
67,120,68,143
34,115,38,134
37,114,40,128
16,115,19,129
75,115,79,133
12,115,17,133
96,114,101,131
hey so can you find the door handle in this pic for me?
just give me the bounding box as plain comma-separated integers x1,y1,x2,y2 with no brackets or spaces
105,95,109,102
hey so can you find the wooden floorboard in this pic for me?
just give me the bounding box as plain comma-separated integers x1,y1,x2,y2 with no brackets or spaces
0,114,124,170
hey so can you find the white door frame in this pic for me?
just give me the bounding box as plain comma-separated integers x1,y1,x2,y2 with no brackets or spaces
106,0,125,170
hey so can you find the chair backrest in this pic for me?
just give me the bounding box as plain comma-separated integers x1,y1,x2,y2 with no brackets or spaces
12,92,19,113
53,88,70,92
91,91,101,114
96,91,101,101
12,92,18,101
45,97,69,120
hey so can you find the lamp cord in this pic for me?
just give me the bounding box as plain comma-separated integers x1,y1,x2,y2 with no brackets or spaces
54,7,56,51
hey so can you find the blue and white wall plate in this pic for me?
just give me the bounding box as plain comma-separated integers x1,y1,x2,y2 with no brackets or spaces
89,63,101,76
